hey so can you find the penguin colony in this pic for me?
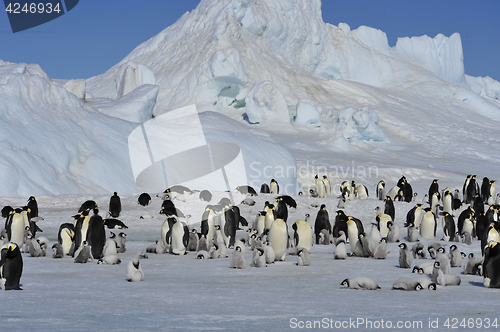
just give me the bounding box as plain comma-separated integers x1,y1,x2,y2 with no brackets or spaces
1,175,499,292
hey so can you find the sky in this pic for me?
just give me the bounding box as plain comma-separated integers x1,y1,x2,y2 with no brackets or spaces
0,0,499,81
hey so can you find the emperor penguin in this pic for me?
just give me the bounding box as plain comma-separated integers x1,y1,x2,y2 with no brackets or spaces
270,179,279,194
187,229,198,252
26,196,38,220
260,183,270,194
52,243,64,259
476,212,488,243
322,175,331,197
441,212,456,242
340,277,380,290
464,253,481,275
358,232,376,257
263,241,275,264
413,261,434,275
314,205,331,245
384,196,395,220
399,243,412,268
74,241,93,263
463,175,471,203
346,216,364,256
5,208,25,248
58,223,75,256
250,248,267,267
458,207,475,239
196,234,208,252
0,242,23,290
376,213,392,238
435,247,451,275
103,233,118,257
386,221,400,243
253,212,266,237
108,192,121,218
356,184,369,200
392,277,423,291
333,210,348,239
264,204,276,232
405,221,419,242
481,221,500,256
465,175,479,204
373,238,388,259
296,248,311,266
428,179,440,202
137,193,151,207
369,223,382,243
413,193,420,202
268,216,288,261
315,175,326,198
292,220,313,251
230,246,246,269
411,242,426,259
443,191,453,214
420,208,436,239
116,232,127,253
334,238,347,260
126,257,144,282
170,218,189,255
488,180,497,206
376,180,386,200
200,206,217,243
86,209,106,260
430,192,440,213
220,205,236,248
26,234,42,257
449,245,465,267
199,190,212,202
74,210,91,252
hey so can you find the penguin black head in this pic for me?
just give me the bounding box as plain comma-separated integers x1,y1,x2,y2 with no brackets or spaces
340,279,349,287
468,252,474,258
315,174,319,179
256,248,264,256
437,247,445,254
433,261,440,269
428,283,437,291
398,243,407,249
323,175,327,179
380,238,388,244
412,266,419,273
235,246,242,252
93,208,99,215
320,204,326,210
449,245,457,251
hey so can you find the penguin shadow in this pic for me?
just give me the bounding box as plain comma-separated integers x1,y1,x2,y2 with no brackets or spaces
468,281,485,287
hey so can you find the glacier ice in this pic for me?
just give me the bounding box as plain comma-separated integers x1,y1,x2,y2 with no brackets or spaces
294,99,322,127
244,81,290,124
332,106,385,142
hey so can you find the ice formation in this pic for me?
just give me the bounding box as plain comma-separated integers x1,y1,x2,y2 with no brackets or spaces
332,106,385,142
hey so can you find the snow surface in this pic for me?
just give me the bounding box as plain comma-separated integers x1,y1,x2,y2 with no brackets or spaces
1,185,498,332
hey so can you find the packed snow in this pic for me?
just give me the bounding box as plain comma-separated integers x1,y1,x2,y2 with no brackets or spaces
2,0,500,330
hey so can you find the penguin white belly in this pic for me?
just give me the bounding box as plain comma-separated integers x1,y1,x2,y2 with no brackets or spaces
10,214,25,247
316,179,326,198
487,228,500,244
443,196,452,214
295,222,312,251
264,211,275,231
171,222,186,255
206,215,215,243
462,219,474,237
160,219,170,246
420,216,435,239
61,229,74,255
80,218,90,247
268,220,287,261
256,216,265,236
347,225,362,256
414,210,422,229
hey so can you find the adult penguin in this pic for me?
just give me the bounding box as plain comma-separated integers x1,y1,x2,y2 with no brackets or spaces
57,223,75,256
260,183,270,194
442,190,453,215
160,199,182,218
476,212,488,244
384,196,395,221
406,204,423,229
292,220,313,251
108,192,121,218
220,205,237,248
428,179,439,202
26,196,38,220
482,177,491,203
86,209,106,260
170,218,189,255
78,200,97,213
270,179,279,194
356,184,369,200
74,210,90,254
441,212,456,242
200,206,217,243
274,197,288,223
161,216,177,253
346,216,364,256
268,215,288,261
231,206,247,229
5,208,24,248
264,204,276,232
458,207,475,238
483,241,500,288
420,208,436,240
137,193,151,207
314,204,331,244
376,213,392,238
333,210,348,239
0,242,23,290
481,222,500,256
463,175,471,203
376,180,386,201
322,175,331,197
315,175,326,198
466,175,479,204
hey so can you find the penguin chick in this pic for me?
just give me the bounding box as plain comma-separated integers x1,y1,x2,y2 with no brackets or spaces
52,243,64,259
264,241,275,264
116,232,127,253
399,243,412,268
250,248,267,267
187,229,198,252
74,242,93,263
463,253,481,275
98,255,121,265
334,240,347,260
449,245,464,267
196,250,209,259
229,246,245,269
435,247,451,274
392,277,423,291
373,238,388,259
340,277,380,290
411,242,426,259
387,221,400,243
297,248,311,266
126,257,144,282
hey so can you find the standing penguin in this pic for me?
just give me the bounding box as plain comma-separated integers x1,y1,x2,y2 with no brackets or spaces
200,206,217,243
230,246,246,269
386,221,400,243
428,179,440,202
420,208,437,240
116,232,126,253
322,175,331,197
0,242,23,290
296,248,311,266
442,191,453,214
376,213,392,238
86,209,106,260
268,216,288,261
405,221,419,242
458,207,475,239
5,208,25,248
315,175,326,198
74,241,93,263
465,175,479,204
314,205,331,244
334,236,347,260
260,183,270,194
108,192,121,218
373,238,388,259
449,245,465,267
333,210,348,239
435,246,452,274
220,206,237,248
137,193,151,207
270,179,279,194
356,184,369,200
250,248,267,267
170,218,189,255
292,220,313,251
187,229,198,252
74,210,91,253
384,196,395,220
263,241,275,264
399,243,412,268
57,223,75,256
26,196,38,220
376,180,386,201
464,253,481,275
346,216,364,256
441,212,456,242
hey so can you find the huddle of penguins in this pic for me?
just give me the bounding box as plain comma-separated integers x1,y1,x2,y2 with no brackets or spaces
1,174,500,292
